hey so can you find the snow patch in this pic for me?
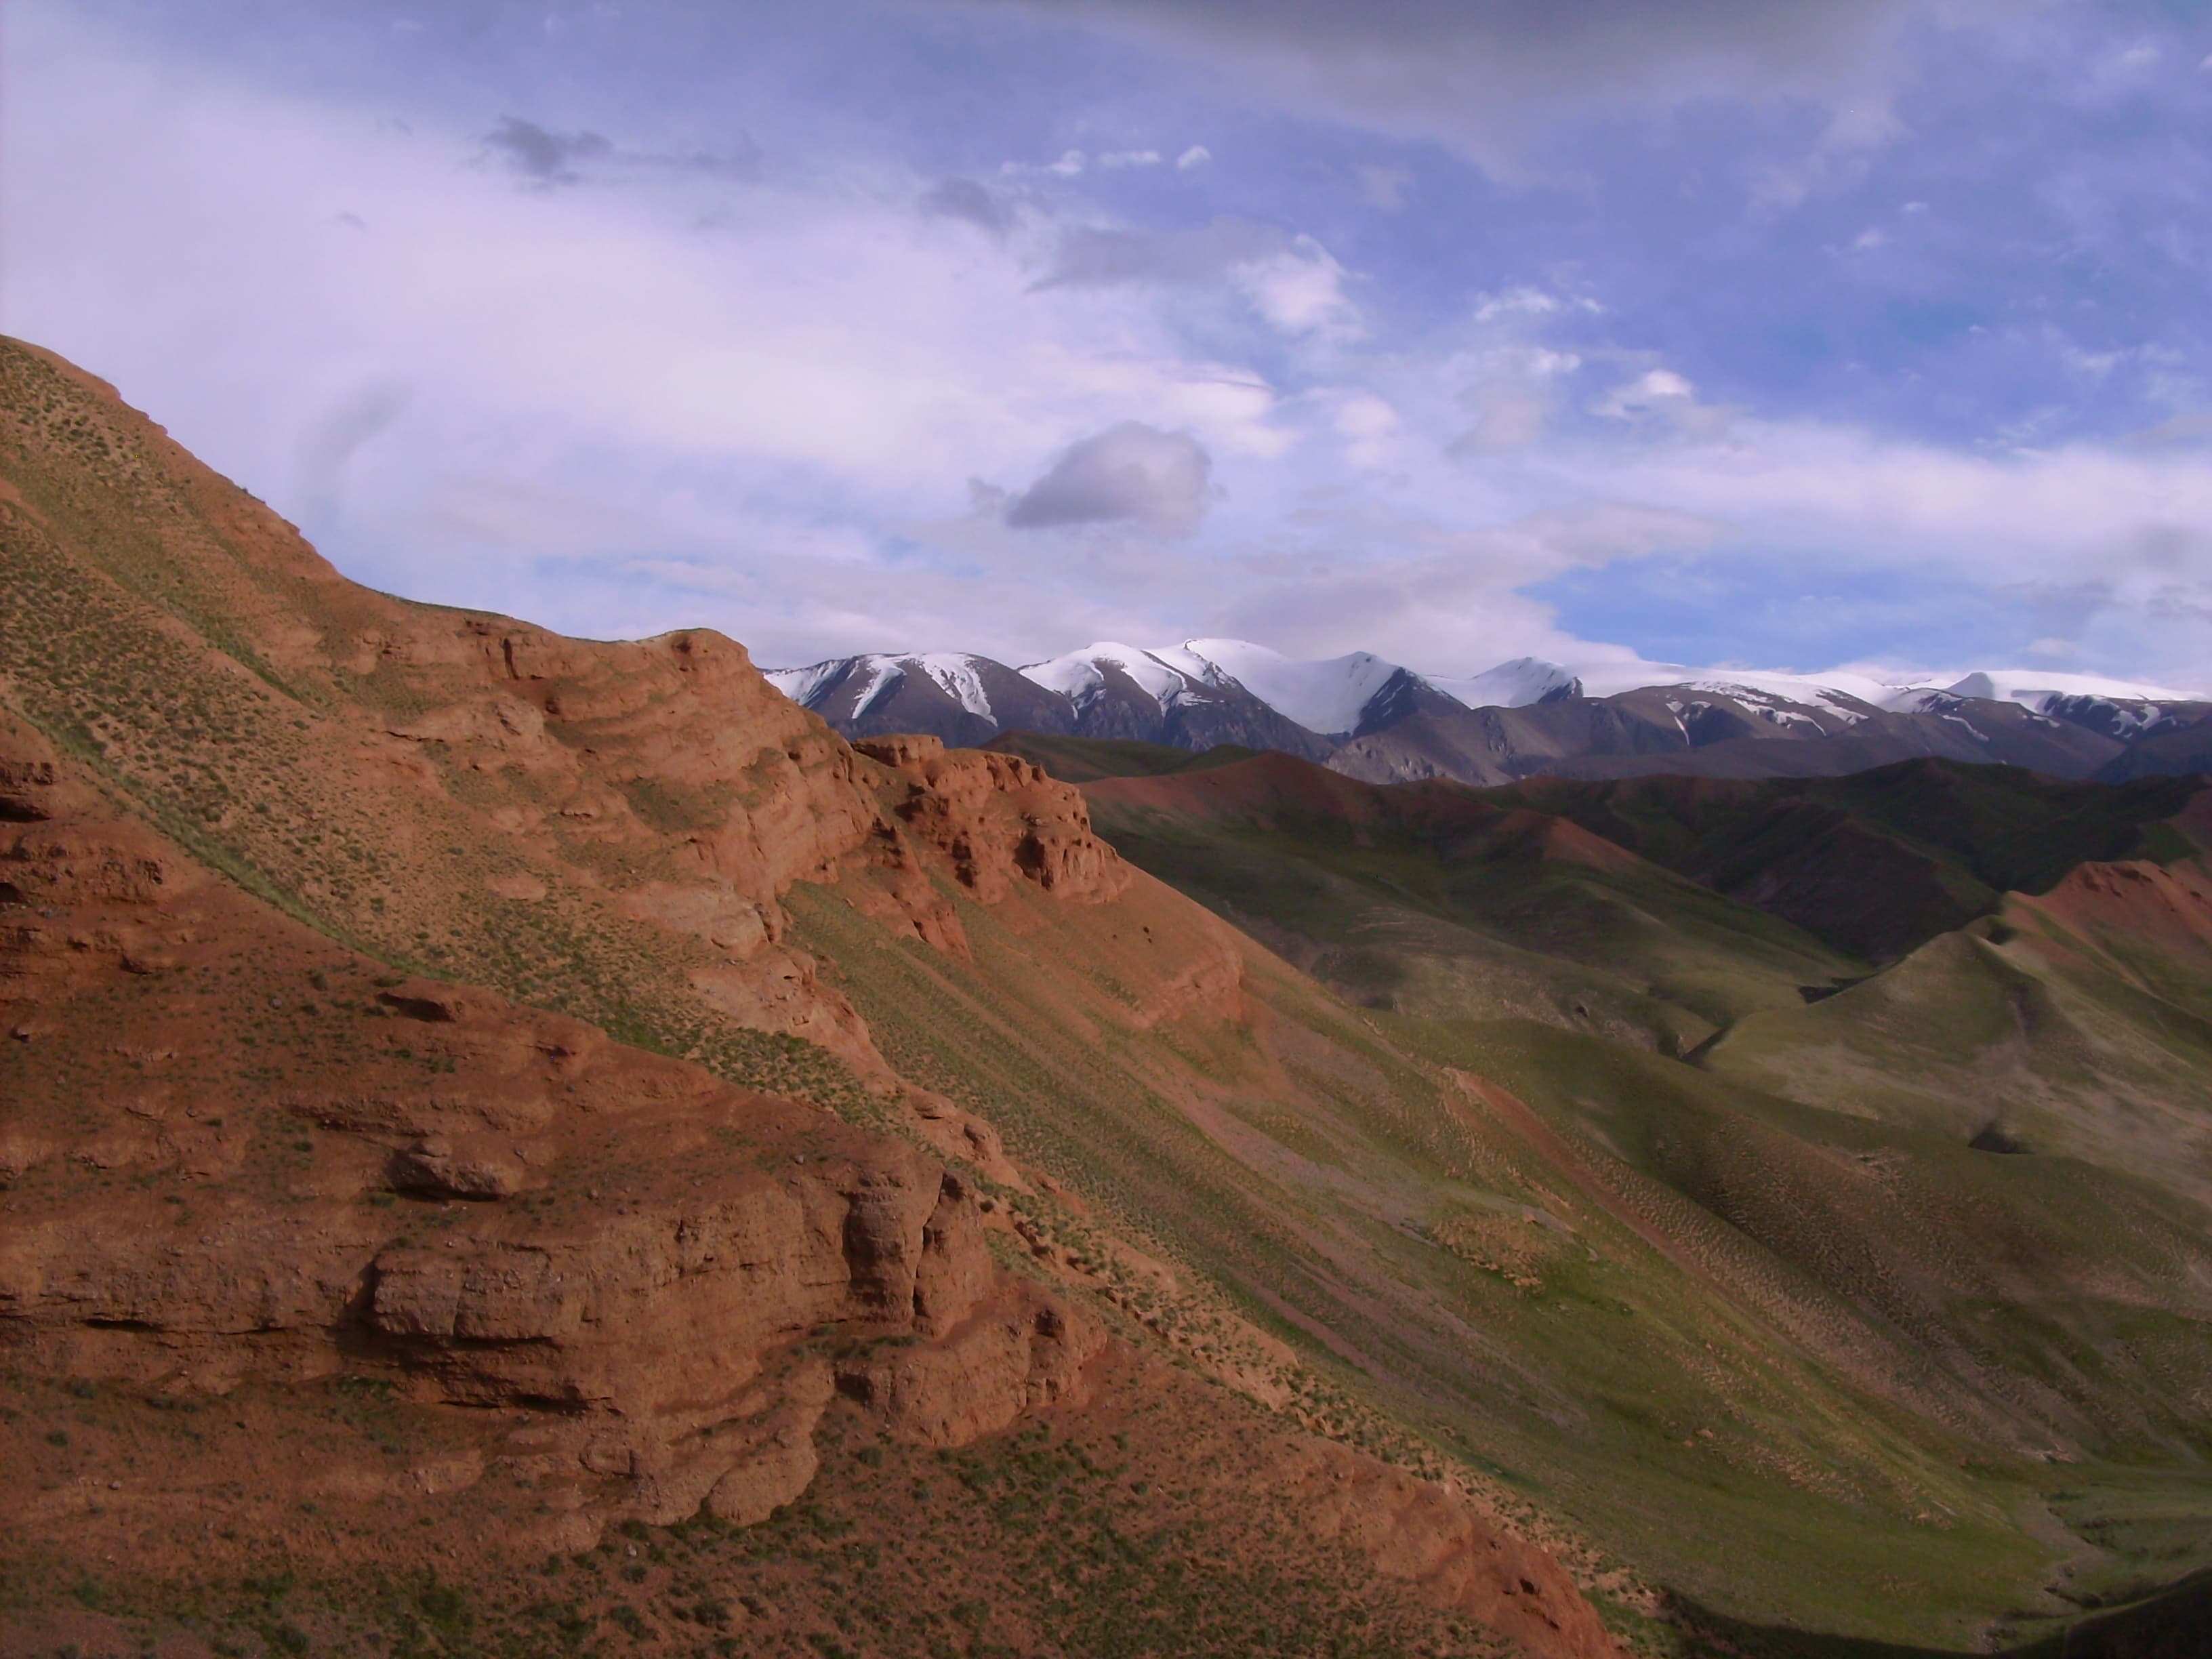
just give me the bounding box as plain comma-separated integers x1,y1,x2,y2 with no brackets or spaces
1427,657,1581,708
1174,638,1414,735
764,661,846,707
1019,642,1194,711
911,653,996,720
1943,669,2201,706
846,657,905,718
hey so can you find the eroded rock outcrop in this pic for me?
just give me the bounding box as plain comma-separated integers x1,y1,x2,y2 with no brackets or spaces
1286,1446,1624,1659
857,734,1130,905
0,711,1097,1540
835,1282,1104,1446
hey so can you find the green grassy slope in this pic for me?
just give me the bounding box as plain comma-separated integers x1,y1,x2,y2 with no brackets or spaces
790,878,2049,1647
1080,752,1867,1043
975,741,2212,1649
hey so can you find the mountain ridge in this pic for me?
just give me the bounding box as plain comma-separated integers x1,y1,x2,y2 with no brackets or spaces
771,639,2212,790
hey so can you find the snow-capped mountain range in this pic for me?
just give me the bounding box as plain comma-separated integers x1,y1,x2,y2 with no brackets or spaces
765,639,2212,787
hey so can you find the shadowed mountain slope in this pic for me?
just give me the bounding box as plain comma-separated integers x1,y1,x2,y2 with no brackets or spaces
1325,687,2154,789
983,729,1263,784
1478,762,2207,961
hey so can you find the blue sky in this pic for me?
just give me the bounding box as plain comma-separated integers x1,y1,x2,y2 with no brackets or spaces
7,0,2211,686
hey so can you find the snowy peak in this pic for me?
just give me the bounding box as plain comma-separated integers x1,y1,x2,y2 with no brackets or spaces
1169,639,1424,738
764,655,908,722
1426,657,1582,710
764,651,999,723
1018,642,1200,712
768,640,1332,758
762,651,1076,747
1940,669,2200,708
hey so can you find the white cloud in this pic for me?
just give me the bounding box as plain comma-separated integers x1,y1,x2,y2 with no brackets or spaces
1004,148,1086,176
1174,144,1212,169
9,5,2210,687
1033,217,1361,340
1753,97,1905,209
1448,346,1579,455
1331,392,1399,468
1235,236,1363,341
1473,285,1599,323
3,10,1310,663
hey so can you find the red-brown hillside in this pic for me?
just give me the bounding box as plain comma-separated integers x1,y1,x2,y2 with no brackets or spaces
0,337,1629,1659
1085,750,1647,876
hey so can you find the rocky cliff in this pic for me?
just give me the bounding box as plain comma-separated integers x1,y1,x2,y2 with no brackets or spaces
0,708,1099,1552
0,337,1629,1659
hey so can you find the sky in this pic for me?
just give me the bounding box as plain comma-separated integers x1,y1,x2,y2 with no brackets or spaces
6,0,2212,687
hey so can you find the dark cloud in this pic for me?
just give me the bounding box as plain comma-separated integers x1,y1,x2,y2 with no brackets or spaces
948,0,1918,162
1004,422,1214,530
1034,217,1283,289
920,176,1011,234
484,117,759,186
484,115,612,182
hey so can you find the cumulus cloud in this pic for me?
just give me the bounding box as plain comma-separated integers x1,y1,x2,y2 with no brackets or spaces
1590,368,1738,436
1471,286,1600,324
1594,369,1698,419
1175,145,1212,169
1004,148,1086,177
1004,422,1214,530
